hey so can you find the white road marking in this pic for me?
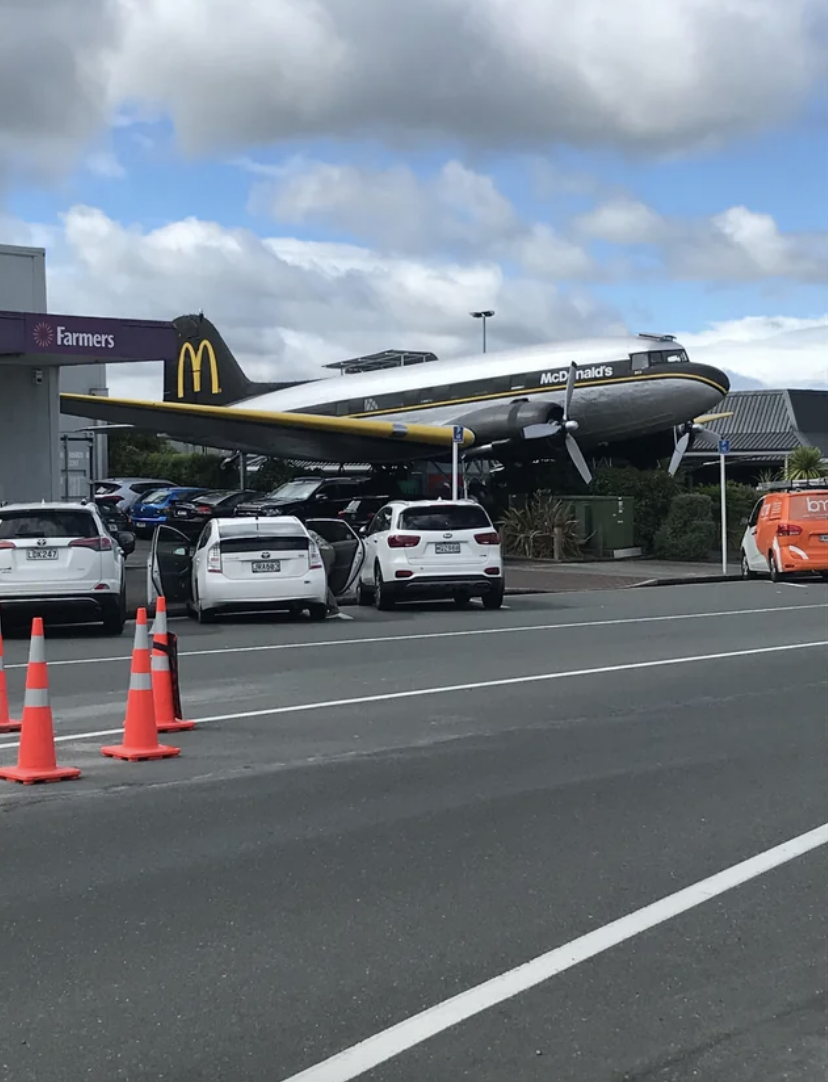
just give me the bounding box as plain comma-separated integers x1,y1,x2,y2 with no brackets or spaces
278,822,828,1082
1,639,825,753
3,603,826,671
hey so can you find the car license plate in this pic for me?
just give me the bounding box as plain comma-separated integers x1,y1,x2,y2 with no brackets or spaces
175,509,188,516
26,549,58,561
435,543,461,554
252,560,281,573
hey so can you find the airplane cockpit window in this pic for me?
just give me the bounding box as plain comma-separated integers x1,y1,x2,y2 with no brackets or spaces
633,349,689,367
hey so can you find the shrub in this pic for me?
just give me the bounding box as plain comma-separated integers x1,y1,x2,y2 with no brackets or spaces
694,481,758,550
499,491,581,560
653,493,716,561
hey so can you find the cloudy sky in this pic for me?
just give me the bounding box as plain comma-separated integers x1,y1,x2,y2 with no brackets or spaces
1,0,826,397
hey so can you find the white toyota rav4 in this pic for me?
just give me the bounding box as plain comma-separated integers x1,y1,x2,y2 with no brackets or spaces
0,501,135,634
357,499,504,610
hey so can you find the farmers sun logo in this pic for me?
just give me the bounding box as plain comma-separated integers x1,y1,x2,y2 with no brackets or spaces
32,321,55,348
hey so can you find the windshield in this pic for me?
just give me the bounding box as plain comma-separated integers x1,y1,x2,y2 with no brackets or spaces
266,481,321,501
141,489,174,505
0,510,99,539
399,505,492,531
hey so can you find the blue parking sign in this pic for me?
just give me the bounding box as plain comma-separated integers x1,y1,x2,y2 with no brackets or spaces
453,425,464,443
718,438,731,455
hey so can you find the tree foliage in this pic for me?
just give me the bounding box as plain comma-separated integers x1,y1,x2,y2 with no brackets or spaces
653,493,717,561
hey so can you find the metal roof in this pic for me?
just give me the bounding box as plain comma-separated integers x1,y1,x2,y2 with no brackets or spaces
323,349,438,374
689,389,828,459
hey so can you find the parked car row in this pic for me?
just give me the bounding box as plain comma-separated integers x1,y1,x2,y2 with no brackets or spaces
148,499,505,622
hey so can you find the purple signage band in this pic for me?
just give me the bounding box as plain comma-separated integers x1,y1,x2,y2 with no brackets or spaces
0,309,178,362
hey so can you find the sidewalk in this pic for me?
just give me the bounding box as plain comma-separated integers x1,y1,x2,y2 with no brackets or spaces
504,557,741,595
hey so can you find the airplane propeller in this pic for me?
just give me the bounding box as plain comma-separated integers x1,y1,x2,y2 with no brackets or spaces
667,412,734,476
521,361,593,485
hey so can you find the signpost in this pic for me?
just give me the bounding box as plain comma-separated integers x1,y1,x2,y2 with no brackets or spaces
451,426,464,500
718,439,730,575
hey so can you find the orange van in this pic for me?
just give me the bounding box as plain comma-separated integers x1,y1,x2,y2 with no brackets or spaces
742,481,828,581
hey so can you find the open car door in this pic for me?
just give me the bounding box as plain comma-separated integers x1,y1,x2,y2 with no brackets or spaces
305,518,365,599
147,525,195,610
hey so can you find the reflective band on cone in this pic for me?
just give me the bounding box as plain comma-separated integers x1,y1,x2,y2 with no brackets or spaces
101,608,180,762
151,596,195,733
0,617,81,785
0,607,22,733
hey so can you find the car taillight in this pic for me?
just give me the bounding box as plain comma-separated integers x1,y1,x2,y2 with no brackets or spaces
69,536,113,551
0,540,16,550
97,495,120,505
207,544,222,573
309,543,323,569
474,531,500,545
387,534,420,548
776,523,803,536
195,505,212,514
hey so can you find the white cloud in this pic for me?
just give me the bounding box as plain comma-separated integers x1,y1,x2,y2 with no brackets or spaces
29,205,621,399
2,0,824,186
85,150,127,179
576,198,827,282
109,0,824,157
679,316,828,388
246,157,594,277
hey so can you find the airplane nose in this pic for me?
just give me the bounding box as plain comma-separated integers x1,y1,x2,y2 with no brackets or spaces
697,363,730,396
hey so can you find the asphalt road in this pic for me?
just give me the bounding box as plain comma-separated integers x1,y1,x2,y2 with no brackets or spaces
0,579,826,1082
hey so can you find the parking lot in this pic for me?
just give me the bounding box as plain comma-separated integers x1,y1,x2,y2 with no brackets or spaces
1,579,827,1081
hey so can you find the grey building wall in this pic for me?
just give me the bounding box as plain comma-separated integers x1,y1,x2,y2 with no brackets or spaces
0,244,58,502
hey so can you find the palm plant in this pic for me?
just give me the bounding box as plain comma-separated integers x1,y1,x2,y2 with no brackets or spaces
784,446,826,480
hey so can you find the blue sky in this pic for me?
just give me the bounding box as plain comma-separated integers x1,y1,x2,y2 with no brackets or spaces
1,0,826,394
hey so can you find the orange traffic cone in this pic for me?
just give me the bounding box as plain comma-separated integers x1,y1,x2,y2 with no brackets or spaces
151,597,195,733
101,608,180,762
0,606,22,734
0,617,81,784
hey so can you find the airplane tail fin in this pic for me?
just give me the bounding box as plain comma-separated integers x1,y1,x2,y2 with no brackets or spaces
164,314,296,405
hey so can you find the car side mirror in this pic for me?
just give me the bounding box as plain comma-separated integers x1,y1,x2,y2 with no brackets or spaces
358,526,368,537
116,530,136,556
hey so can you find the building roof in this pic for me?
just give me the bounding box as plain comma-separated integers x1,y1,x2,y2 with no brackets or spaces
689,388,828,460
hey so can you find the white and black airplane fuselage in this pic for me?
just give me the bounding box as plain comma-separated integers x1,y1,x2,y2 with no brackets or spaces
230,335,729,453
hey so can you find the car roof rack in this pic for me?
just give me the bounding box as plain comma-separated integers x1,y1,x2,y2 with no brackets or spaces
756,477,828,492
637,332,677,342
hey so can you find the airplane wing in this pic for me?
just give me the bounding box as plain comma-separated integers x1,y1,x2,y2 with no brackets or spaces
60,394,475,464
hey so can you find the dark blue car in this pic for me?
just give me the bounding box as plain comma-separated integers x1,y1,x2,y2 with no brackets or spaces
130,487,209,537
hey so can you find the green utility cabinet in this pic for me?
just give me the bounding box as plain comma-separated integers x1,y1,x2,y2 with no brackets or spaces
568,496,635,558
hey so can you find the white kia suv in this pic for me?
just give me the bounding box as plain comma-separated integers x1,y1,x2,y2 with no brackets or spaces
357,500,504,610
0,502,135,634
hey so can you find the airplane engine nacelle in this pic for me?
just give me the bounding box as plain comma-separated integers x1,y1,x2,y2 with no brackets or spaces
455,399,562,449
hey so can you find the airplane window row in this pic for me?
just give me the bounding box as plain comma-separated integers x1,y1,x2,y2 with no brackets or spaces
308,356,645,417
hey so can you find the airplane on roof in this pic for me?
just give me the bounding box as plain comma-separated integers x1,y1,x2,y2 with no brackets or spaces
60,313,731,484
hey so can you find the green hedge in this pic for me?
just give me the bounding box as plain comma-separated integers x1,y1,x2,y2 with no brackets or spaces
693,481,758,549
654,493,717,561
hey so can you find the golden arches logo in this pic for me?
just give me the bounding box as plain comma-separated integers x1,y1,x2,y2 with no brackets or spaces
177,340,221,398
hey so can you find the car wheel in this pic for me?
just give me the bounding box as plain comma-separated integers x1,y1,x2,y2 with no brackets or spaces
197,603,216,624
741,551,756,580
374,564,396,611
482,585,504,610
102,597,126,636
357,580,374,606
307,603,328,622
768,552,781,583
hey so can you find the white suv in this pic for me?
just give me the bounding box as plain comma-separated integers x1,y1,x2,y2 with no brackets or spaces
358,499,504,610
0,502,135,634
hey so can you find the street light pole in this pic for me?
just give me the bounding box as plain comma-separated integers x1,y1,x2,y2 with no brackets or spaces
470,310,495,354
